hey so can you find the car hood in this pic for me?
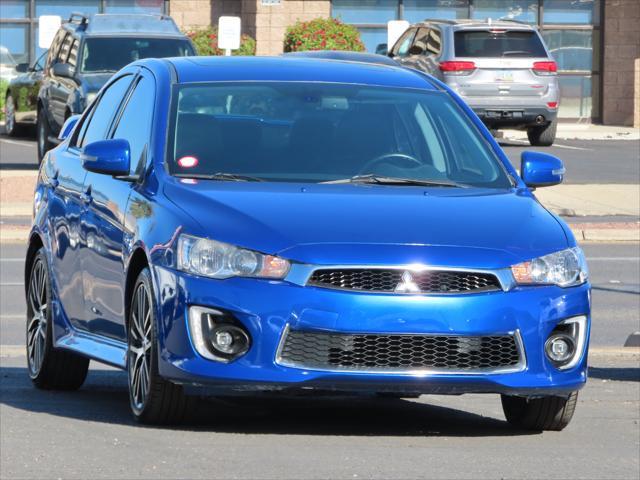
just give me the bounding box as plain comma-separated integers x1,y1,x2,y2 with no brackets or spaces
164,181,569,269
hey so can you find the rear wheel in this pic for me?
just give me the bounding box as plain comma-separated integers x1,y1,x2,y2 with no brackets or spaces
36,110,54,163
127,268,192,424
527,118,557,146
501,391,578,431
27,249,89,390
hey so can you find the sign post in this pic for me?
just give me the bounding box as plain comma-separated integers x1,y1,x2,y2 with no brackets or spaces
387,20,409,52
38,15,62,49
218,16,241,57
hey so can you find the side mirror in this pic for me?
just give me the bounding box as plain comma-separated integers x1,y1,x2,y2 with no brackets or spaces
375,43,388,55
407,44,424,56
15,63,29,73
81,139,131,176
52,62,73,78
58,114,81,141
521,151,565,188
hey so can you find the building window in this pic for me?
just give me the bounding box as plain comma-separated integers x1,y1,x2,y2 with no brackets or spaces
403,0,467,23
471,0,538,24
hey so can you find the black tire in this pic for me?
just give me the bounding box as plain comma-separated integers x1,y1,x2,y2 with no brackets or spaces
527,118,557,146
501,391,579,431
26,249,89,390
36,110,54,163
4,94,22,137
127,267,193,425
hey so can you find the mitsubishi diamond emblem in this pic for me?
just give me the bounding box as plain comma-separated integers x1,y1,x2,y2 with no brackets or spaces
395,271,421,293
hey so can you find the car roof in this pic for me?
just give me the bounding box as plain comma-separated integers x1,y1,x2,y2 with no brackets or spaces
282,50,398,67
416,18,536,30
167,56,439,90
62,13,186,38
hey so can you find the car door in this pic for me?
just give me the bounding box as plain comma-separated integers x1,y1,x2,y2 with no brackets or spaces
81,71,155,340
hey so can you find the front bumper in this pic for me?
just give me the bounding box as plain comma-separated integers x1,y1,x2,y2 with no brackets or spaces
153,266,590,396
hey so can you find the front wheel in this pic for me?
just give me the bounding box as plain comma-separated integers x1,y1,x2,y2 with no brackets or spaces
27,249,89,390
501,391,578,431
127,268,192,424
36,111,54,163
4,94,22,137
527,118,557,146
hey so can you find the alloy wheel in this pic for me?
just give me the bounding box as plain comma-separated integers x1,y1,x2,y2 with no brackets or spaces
5,96,15,135
128,282,153,411
27,258,48,377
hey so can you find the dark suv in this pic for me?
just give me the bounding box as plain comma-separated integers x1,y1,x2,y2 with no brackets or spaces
36,13,195,161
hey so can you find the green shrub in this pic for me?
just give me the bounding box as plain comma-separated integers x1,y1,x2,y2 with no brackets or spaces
283,17,365,52
0,80,8,121
186,26,256,56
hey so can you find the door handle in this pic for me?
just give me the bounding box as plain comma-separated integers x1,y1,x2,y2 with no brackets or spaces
81,185,92,205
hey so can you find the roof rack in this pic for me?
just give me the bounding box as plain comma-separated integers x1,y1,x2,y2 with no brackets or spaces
67,12,89,28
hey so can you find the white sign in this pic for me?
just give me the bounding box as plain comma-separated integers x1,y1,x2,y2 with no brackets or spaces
261,0,282,5
218,16,241,54
38,15,62,49
387,20,409,50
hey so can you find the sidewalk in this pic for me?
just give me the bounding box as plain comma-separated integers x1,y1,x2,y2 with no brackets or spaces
1,170,638,243
503,123,640,141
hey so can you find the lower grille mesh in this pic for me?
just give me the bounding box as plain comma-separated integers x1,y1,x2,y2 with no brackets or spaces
278,330,522,372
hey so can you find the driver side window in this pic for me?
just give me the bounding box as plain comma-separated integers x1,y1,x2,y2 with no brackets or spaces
74,74,133,149
392,28,417,58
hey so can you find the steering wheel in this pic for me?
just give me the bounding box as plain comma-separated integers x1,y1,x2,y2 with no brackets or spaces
358,153,422,175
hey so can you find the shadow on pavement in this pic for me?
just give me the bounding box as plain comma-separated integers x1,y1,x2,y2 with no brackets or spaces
0,366,535,437
589,366,640,382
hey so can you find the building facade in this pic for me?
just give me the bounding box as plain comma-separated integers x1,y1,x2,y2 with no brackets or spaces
1,0,639,125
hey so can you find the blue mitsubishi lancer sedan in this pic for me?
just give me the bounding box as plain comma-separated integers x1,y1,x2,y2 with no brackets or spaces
26,56,590,428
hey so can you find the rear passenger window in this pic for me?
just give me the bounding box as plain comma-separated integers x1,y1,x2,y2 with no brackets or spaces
413,28,442,56
111,75,155,175
454,30,547,58
77,75,133,148
57,34,73,63
45,30,66,71
67,39,79,70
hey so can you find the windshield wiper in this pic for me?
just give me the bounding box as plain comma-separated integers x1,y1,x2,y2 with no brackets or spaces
174,172,264,182
322,174,469,188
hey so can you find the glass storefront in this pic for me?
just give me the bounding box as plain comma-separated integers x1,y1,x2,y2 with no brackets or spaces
1,0,167,67
331,0,602,121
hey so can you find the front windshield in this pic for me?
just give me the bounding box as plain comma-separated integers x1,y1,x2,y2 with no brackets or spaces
168,82,511,187
80,37,192,73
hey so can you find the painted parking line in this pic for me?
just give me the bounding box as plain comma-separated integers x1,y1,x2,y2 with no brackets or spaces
0,282,23,286
0,138,36,148
586,257,640,261
0,258,24,262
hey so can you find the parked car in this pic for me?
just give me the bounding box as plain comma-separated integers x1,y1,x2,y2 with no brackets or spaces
36,12,195,161
388,19,560,146
283,50,399,66
27,56,589,428
4,51,47,136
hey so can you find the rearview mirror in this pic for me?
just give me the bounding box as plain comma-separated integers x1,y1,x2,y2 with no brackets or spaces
81,139,131,176
521,151,565,188
15,63,29,73
58,114,81,141
52,62,73,78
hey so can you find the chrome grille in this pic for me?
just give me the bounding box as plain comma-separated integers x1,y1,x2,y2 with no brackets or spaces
277,329,523,373
307,269,501,294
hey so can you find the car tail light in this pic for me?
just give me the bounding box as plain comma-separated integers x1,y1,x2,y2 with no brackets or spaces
532,61,558,75
439,61,476,75
547,101,558,109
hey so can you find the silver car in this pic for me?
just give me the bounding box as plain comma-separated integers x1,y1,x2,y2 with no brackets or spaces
389,19,559,146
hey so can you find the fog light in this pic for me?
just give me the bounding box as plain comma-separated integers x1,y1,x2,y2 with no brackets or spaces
545,334,575,364
211,326,249,356
188,306,251,362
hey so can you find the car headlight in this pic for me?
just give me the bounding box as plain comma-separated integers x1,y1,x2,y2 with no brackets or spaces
511,247,588,287
85,92,97,108
177,234,290,279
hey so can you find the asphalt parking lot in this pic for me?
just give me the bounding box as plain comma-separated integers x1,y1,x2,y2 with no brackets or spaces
1,132,639,479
